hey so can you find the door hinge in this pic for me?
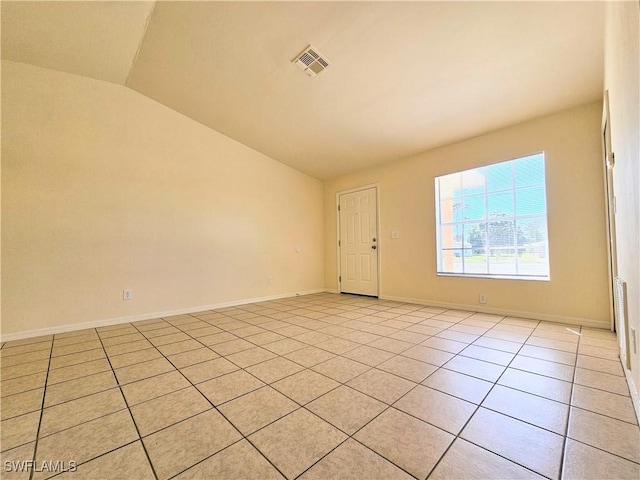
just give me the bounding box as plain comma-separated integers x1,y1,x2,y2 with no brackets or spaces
338,204,341,211
339,275,341,282
338,240,341,247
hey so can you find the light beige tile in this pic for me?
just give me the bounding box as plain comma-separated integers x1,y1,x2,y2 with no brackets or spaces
521,344,575,364
400,345,454,367
246,357,305,384
1,388,43,420
155,339,202,356
198,332,239,347
0,349,50,368
483,385,569,434
578,344,619,361
354,408,453,479
300,438,412,480
97,326,138,338
576,354,624,376
167,347,220,368
149,332,191,347
34,410,138,471
47,358,112,385
48,348,106,370
40,388,126,437
51,340,102,358
0,342,50,357
306,385,386,435
437,329,479,344
0,442,35,480
430,438,545,480
175,439,284,480
179,357,238,384
284,346,336,367
420,336,468,354
394,385,476,434
107,347,161,369
527,335,578,353
218,386,298,435
444,355,505,382
209,338,255,356
143,409,241,480
187,325,225,338
142,326,181,338
54,441,154,480
44,371,117,407
1,372,45,398
272,369,339,405
225,347,277,368
388,330,430,344
3,336,52,348
366,337,413,354
422,368,493,404
100,332,146,346
263,338,307,356
568,407,640,463
342,346,395,367
121,370,191,406
114,358,175,385
460,345,515,366
562,439,640,480
198,370,265,405
472,336,522,353
498,368,572,403
104,339,152,357
376,355,437,383
461,408,564,478
510,355,574,382
574,367,630,396
249,408,347,479
245,331,286,346
0,411,40,452
347,369,415,404
131,387,211,436
1,359,49,381
571,385,638,424
315,338,360,355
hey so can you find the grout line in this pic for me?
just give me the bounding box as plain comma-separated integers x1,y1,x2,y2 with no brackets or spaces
95,332,160,480
28,338,54,480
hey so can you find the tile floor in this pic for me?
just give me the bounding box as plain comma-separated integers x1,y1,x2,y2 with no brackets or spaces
1,293,639,479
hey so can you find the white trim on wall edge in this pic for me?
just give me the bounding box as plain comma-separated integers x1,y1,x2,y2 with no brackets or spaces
378,294,610,329
624,367,640,424
0,289,325,342
324,289,340,294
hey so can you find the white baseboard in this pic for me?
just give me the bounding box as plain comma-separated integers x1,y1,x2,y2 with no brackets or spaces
623,367,640,424
324,288,340,294
377,294,610,329
0,289,325,343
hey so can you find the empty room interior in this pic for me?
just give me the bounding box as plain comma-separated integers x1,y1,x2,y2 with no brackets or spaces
1,1,639,479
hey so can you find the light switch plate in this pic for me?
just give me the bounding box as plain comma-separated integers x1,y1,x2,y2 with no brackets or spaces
391,231,400,239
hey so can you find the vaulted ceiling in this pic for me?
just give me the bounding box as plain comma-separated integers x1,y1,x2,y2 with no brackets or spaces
1,1,604,180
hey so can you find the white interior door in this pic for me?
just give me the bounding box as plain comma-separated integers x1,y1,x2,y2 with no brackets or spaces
339,187,378,296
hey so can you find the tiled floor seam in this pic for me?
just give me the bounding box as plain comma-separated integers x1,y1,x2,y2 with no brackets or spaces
27,338,54,480
424,319,551,479
95,331,160,480
125,321,291,480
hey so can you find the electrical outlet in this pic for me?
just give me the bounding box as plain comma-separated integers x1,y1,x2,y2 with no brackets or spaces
478,294,487,304
123,289,132,301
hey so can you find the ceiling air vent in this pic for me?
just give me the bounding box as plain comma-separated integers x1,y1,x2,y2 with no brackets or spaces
292,45,330,78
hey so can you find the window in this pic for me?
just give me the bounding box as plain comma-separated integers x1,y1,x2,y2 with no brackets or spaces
435,153,550,280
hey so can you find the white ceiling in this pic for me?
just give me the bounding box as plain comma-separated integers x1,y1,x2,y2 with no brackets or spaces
2,1,604,180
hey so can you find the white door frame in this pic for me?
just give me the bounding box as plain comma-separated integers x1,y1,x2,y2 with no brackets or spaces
602,90,617,332
336,184,381,297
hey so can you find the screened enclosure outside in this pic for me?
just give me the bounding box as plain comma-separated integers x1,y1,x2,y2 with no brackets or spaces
435,153,550,280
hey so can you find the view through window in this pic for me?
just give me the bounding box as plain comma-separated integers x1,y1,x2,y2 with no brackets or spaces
435,153,550,280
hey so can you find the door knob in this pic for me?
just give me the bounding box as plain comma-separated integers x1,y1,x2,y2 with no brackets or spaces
371,245,377,250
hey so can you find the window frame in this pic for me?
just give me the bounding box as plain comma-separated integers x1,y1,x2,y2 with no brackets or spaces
434,153,551,281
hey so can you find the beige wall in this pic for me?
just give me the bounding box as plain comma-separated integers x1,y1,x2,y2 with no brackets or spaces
1,60,324,337
324,102,610,327
604,1,640,405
